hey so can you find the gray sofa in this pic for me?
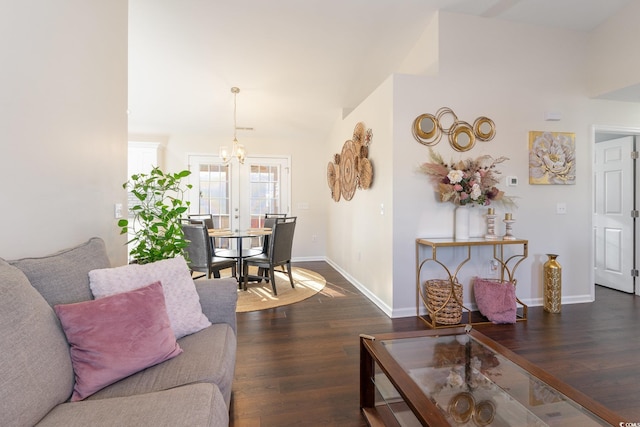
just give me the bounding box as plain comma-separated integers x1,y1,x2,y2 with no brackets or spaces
0,237,237,427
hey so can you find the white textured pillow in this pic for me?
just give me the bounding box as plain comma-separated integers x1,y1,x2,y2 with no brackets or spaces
89,256,211,338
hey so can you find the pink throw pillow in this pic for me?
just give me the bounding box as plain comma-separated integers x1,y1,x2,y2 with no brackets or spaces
473,277,517,324
54,281,183,401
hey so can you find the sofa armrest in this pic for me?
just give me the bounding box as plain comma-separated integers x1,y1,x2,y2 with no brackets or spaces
194,278,238,335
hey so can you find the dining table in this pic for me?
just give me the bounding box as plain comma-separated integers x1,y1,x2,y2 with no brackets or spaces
208,228,272,286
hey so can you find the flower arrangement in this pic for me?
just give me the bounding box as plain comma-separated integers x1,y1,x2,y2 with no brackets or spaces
420,149,513,207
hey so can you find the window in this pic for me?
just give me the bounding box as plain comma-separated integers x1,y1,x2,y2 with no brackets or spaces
188,154,290,247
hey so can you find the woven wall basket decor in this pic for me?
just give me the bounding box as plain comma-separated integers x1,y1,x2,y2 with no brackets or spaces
327,122,374,201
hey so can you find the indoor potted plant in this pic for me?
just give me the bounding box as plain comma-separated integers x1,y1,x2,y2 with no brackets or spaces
118,166,192,264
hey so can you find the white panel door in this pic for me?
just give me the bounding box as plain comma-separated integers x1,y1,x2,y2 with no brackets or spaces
593,136,634,293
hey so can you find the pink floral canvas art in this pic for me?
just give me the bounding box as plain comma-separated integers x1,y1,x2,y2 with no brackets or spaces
528,131,576,185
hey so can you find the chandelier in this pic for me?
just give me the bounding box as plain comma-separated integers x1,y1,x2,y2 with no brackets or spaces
219,86,246,164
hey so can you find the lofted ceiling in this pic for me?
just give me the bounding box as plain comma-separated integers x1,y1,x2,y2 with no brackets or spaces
128,0,635,142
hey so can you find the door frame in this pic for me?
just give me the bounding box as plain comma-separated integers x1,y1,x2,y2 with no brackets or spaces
591,125,640,297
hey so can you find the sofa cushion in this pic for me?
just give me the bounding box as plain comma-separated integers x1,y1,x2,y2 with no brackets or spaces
36,383,228,427
89,256,211,339
8,237,111,307
87,323,236,408
473,277,517,324
54,281,183,401
195,277,239,334
0,259,75,427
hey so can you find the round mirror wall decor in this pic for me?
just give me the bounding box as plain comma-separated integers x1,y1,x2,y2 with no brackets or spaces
473,116,496,141
450,121,476,152
412,107,496,151
412,113,441,146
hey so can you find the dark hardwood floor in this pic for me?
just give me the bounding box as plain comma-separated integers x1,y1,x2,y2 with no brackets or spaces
229,261,640,426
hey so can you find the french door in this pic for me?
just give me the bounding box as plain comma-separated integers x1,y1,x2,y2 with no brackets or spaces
187,154,290,239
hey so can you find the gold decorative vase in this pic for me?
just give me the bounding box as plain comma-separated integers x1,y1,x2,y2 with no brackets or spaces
543,254,561,313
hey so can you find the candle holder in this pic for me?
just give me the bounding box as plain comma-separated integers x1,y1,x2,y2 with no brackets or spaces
485,213,498,240
503,218,516,240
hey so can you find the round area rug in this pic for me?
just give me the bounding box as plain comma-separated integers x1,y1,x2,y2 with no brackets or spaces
236,267,326,312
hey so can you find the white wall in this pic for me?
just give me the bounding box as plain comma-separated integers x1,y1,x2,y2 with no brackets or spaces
325,78,395,313
588,0,640,97
327,11,640,317
0,1,129,264
394,12,596,315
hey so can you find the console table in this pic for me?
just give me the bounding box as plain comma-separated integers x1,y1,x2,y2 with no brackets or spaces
360,328,622,426
416,237,528,328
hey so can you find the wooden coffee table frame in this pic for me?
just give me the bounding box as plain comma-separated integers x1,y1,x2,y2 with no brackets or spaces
360,328,623,426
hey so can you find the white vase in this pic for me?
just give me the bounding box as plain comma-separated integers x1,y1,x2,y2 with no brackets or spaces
454,205,470,240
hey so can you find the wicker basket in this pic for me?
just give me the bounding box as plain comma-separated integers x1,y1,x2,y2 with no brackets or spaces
425,279,463,325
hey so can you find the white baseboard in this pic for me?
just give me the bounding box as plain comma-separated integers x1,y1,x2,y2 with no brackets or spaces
291,255,326,262
325,258,394,317
303,258,595,318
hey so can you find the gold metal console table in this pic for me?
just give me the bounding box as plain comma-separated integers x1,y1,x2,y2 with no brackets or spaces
416,237,528,328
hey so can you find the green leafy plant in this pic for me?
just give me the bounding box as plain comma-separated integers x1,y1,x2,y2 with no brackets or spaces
118,167,192,264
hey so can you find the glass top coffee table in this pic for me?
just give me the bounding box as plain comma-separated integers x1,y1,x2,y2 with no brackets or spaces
360,327,622,426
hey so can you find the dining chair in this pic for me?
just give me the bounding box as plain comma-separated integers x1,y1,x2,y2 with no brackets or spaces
186,213,233,258
187,213,215,230
188,213,216,249
255,213,288,254
181,222,237,279
250,213,288,277
242,216,297,295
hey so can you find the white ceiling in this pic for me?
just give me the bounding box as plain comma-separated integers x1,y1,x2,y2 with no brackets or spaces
128,0,635,141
